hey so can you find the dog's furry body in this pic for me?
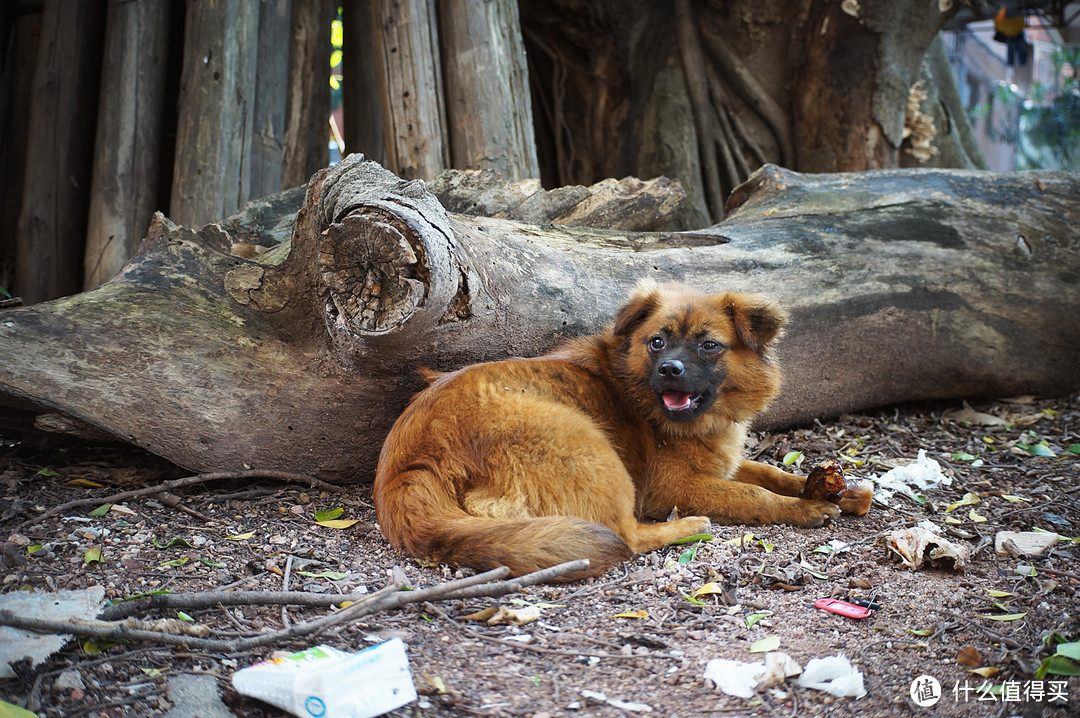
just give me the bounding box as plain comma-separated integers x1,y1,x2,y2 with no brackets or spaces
374,283,840,580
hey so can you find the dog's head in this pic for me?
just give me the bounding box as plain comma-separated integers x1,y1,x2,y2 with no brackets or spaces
610,281,786,434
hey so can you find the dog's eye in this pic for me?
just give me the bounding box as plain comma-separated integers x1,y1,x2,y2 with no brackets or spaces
701,340,722,354
649,336,665,351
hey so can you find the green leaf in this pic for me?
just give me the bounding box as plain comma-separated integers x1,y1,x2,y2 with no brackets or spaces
669,533,714,545
908,628,933,636
1056,642,1080,660
680,591,706,606
314,508,344,522
35,468,60,477
745,611,772,629
1037,654,1080,678
196,558,224,567
177,611,194,622
0,285,11,299
782,451,802,466
0,699,39,717
749,635,780,653
1030,443,1056,457
951,452,977,461
984,612,1027,621
678,546,698,564
26,544,41,555
152,537,195,550
87,504,111,517
1066,444,1080,455
159,557,189,568
296,570,348,580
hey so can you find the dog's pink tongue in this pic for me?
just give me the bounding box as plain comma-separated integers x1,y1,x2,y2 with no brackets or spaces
662,392,692,410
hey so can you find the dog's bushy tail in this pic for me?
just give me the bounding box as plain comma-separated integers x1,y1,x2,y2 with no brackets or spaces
374,473,631,581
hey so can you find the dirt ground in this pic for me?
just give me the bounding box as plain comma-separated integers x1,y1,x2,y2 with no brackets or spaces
1,395,1078,718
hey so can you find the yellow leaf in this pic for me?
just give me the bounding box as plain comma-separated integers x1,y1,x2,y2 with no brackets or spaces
422,674,446,694
226,531,256,540
83,547,102,565
691,582,726,599
985,589,1013,598
460,607,498,622
984,612,1027,621
968,508,987,523
945,492,980,512
615,610,649,619
944,516,962,525
722,532,756,546
314,519,360,529
66,478,103,488
969,666,1000,678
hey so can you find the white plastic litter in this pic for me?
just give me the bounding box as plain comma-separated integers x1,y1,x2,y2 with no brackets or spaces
872,450,951,504
231,640,417,718
795,654,867,699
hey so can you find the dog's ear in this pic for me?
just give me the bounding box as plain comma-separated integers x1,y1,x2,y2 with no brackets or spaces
726,295,786,353
613,281,661,337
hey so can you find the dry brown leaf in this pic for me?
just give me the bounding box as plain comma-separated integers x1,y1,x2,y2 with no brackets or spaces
957,645,981,668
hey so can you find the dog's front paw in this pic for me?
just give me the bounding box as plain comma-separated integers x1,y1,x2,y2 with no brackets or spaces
784,498,840,528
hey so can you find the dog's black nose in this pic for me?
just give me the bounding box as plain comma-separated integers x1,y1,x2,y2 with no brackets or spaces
657,359,685,378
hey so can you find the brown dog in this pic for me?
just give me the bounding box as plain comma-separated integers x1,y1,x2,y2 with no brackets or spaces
374,282,843,580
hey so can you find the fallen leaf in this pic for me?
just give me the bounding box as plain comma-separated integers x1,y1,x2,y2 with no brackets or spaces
141,667,169,677
152,537,195,550
65,478,103,488
225,531,256,540
749,635,780,653
691,582,725,599
669,533,714,545
488,604,540,626
314,519,360,529
908,628,933,636
984,589,1013,598
999,494,1030,503
421,674,447,694
83,547,102,566
984,612,1027,621
459,606,498,621
957,645,981,667
745,611,772,629
970,666,1000,678
968,508,987,523
87,504,111,518
783,450,803,466
614,610,649,619
296,570,348,580
313,508,344,522
945,492,980,512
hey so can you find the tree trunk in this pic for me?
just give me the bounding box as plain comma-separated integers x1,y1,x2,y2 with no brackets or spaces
249,0,293,201
169,0,258,228
14,0,105,303
1,157,1077,482
439,0,539,181
0,3,42,294
84,0,170,290
282,0,332,190
371,0,449,180
341,0,385,165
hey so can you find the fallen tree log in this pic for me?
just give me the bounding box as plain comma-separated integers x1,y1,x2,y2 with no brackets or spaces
1,155,1077,481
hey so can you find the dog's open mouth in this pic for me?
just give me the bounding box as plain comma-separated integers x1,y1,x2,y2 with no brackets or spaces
659,390,706,418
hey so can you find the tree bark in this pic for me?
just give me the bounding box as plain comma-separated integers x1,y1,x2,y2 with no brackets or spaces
371,0,449,180
341,0,385,165
439,0,539,181
0,2,43,295
84,0,170,290
169,0,258,228
1,157,1077,482
282,0,332,190
250,0,293,200
14,0,106,303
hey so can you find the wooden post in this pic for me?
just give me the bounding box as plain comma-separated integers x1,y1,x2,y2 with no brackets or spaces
84,0,170,290
282,0,333,190
14,0,105,304
341,0,385,165
439,0,539,181
169,0,258,229
371,0,448,180
250,0,293,200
